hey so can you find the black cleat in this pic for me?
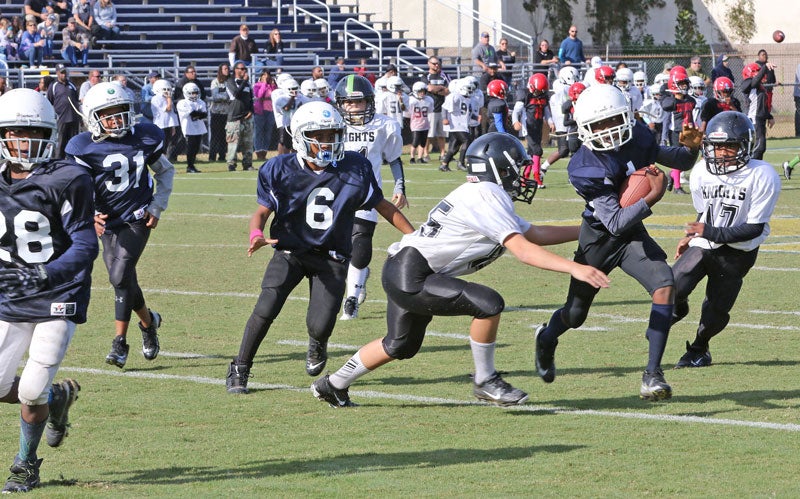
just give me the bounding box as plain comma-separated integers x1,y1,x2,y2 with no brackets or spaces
46,379,80,448
305,338,328,376
438,163,452,172
311,375,357,408
105,335,129,368
534,324,557,383
2,457,42,493
473,372,529,406
640,369,673,401
140,309,162,360
674,341,712,369
226,361,251,394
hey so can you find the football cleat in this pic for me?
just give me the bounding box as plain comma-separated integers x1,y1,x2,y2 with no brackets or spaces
438,163,452,172
46,379,80,448
2,457,42,493
783,161,793,180
534,324,557,383
339,296,359,320
140,309,162,360
226,361,251,394
640,369,673,401
105,335,129,368
305,338,328,376
473,372,529,406
356,267,370,305
674,341,712,369
456,162,468,171
311,375,357,408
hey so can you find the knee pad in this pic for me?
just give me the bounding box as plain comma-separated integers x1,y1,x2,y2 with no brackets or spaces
350,219,376,269
562,305,589,330
382,333,425,360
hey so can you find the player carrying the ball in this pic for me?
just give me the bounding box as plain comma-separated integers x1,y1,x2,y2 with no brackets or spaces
534,84,698,400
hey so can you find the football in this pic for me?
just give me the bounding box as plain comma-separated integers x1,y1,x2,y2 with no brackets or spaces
773,30,785,43
619,167,657,207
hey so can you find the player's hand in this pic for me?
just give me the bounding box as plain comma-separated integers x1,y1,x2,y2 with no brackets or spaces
391,192,409,209
675,236,691,259
767,118,775,129
678,124,703,151
0,263,48,298
644,165,667,205
247,236,277,257
571,264,610,289
685,222,705,239
513,122,521,131
145,212,159,229
94,213,108,236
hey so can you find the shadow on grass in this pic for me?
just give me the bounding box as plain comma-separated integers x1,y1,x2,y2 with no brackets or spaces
88,444,585,486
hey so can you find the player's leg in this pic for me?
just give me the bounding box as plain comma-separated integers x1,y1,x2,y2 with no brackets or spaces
671,245,708,325
440,132,458,171
305,254,348,376
224,119,240,170
341,217,375,320
240,117,254,171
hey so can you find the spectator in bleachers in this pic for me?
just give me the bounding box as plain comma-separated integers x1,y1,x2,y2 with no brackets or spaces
311,66,324,80
140,70,158,122
50,0,71,20
72,0,92,38
353,57,376,85
34,74,53,95
79,68,100,102
174,65,207,103
36,13,56,60
557,25,584,66
61,17,88,67
46,64,81,158
265,28,284,67
114,74,138,113
472,31,503,76
23,0,49,24
3,17,22,61
533,39,558,77
711,54,734,85
225,61,254,171
496,38,516,84
19,18,44,68
253,69,277,161
90,0,119,46
327,56,346,89
209,63,231,162
229,24,257,67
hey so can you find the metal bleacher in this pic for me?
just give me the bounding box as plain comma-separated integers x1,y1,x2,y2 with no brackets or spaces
1,0,430,93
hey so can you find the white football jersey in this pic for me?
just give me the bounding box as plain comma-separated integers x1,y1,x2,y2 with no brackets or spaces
375,91,408,126
442,93,471,132
344,113,403,222
549,87,569,132
388,181,531,277
272,88,301,128
689,158,781,251
468,93,482,127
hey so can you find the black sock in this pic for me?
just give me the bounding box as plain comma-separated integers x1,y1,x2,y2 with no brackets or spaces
645,303,673,372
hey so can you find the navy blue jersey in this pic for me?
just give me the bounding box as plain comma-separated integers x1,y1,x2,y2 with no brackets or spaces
257,151,382,257
66,123,165,229
0,160,98,323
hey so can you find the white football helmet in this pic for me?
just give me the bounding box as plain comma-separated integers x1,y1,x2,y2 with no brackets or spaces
574,84,634,151
387,76,404,93
458,78,474,97
314,79,330,98
290,101,346,168
280,77,299,97
153,79,173,98
689,76,705,96
558,66,579,86
300,79,318,99
182,82,201,102
615,68,633,90
275,73,294,87
0,88,58,171
412,81,427,98
633,70,647,89
82,81,136,141
649,83,663,98
654,73,668,88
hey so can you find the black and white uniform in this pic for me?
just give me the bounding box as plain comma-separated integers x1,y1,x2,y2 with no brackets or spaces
381,181,527,359
672,158,781,347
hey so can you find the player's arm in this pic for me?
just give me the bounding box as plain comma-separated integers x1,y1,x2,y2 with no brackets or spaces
503,232,609,289
375,198,414,234
656,144,700,171
523,224,580,246
247,204,276,256
592,188,657,236
511,101,524,131
146,155,175,228
387,156,408,209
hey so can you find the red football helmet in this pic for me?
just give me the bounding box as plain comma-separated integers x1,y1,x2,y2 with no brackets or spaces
667,65,690,93
742,63,764,81
713,77,734,100
487,79,508,99
527,73,549,96
568,82,587,101
595,65,615,84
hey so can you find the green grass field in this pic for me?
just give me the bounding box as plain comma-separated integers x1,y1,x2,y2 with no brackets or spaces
3,138,800,497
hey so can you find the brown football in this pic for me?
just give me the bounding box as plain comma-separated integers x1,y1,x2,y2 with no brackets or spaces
619,168,656,207
773,30,785,43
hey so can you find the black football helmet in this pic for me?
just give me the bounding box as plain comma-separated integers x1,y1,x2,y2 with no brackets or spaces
465,132,537,203
702,111,754,175
334,74,375,126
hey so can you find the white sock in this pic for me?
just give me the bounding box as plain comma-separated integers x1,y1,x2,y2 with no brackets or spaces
345,264,369,299
541,160,550,172
470,339,496,385
329,351,371,389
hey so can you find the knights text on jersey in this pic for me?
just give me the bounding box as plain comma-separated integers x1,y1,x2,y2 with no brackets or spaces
343,113,403,174
0,160,97,323
257,151,383,256
689,158,781,252
388,181,531,277
66,123,165,229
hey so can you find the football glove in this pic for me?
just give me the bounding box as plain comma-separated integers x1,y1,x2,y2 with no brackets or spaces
679,125,703,151
0,263,48,298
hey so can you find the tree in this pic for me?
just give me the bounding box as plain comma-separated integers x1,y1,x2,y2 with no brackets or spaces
704,0,756,44
674,0,707,51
